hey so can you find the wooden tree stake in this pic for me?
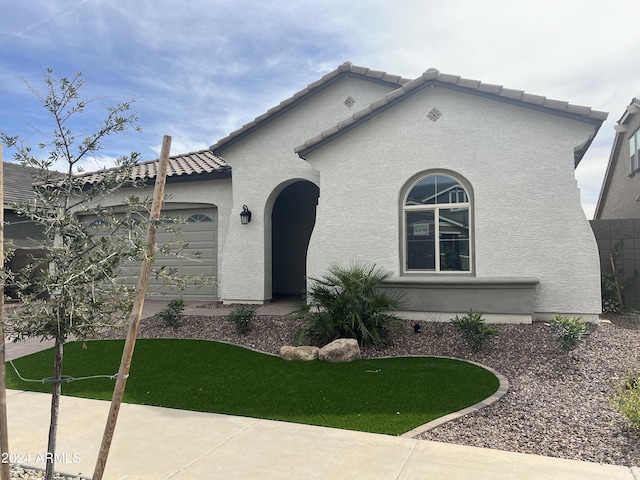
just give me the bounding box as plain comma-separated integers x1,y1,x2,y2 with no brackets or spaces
0,147,11,480
92,136,171,480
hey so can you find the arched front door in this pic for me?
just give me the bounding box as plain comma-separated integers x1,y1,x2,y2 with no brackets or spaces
271,181,319,298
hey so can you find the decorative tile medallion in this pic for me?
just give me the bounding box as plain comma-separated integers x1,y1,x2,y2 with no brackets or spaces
427,107,442,122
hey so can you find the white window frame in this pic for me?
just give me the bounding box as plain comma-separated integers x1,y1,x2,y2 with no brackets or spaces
631,130,640,174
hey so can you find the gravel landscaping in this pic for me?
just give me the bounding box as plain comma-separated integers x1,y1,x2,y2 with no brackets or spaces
107,310,640,468
13,310,640,478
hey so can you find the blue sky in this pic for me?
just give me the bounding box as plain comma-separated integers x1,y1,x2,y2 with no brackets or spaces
1,0,639,218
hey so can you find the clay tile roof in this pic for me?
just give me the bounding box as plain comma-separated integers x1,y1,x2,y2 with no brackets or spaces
75,149,229,186
210,62,411,152
294,68,608,155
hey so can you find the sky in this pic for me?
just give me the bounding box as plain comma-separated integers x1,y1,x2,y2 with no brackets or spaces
1,0,639,219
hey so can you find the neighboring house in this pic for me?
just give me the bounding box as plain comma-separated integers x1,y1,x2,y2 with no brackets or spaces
79,63,607,322
594,97,640,219
3,161,47,294
592,97,640,307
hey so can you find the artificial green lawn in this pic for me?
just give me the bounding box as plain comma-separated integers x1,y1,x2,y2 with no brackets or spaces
6,339,499,435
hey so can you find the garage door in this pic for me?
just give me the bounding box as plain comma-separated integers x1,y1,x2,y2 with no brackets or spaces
83,207,218,302
146,208,217,301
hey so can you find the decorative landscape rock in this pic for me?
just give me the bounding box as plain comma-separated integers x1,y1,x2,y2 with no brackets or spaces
318,338,361,363
279,345,319,361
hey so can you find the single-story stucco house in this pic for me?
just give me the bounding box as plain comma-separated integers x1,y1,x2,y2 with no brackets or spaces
77,62,608,323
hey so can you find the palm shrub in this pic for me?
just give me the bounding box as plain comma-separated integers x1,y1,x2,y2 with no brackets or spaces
295,261,404,348
450,310,496,352
546,315,590,352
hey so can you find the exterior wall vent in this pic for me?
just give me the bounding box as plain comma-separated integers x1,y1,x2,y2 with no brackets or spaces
344,96,355,108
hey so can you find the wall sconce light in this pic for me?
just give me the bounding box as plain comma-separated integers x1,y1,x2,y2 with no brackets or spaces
240,205,252,225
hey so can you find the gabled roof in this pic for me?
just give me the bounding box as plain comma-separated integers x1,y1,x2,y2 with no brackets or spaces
614,97,640,128
295,68,608,166
594,96,640,219
210,62,410,152
3,161,43,205
75,149,229,186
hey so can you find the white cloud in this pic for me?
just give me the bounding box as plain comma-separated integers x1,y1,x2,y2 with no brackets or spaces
2,0,639,213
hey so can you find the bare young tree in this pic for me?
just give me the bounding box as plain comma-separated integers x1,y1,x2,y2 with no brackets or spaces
0,69,191,480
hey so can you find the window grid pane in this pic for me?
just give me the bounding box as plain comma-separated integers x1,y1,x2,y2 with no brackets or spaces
631,134,637,172
406,211,435,270
439,208,470,272
636,132,640,172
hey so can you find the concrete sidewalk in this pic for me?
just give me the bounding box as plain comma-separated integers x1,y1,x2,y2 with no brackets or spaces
5,389,638,480
3,300,640,479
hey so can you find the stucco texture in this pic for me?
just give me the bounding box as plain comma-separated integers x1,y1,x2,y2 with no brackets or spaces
303,86,601,316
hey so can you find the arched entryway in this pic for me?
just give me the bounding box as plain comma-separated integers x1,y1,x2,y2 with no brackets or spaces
271,181,319,298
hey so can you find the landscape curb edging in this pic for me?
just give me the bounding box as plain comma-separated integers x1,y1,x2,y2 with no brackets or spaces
399,357,509,438
74,338,510,440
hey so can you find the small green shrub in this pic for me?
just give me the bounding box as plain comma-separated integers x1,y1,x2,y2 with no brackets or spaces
611,370,640,429
546,315,590,352
157,299,185,328
433,323,446,337
294,261,404,348
227,305,258,334
450,310,496,352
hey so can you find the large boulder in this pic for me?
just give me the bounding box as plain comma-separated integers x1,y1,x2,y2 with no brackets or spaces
318,338,361,363
279,345,319,361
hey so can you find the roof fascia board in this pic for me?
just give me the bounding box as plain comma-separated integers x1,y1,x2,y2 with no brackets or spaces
593,130,624,219
297,80,604,159
78,168,232,191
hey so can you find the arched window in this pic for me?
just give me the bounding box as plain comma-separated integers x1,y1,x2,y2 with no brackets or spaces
187,214,213,223
403,173,471,272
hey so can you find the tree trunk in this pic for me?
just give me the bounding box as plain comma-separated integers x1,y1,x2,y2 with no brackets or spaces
44,336,64,480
